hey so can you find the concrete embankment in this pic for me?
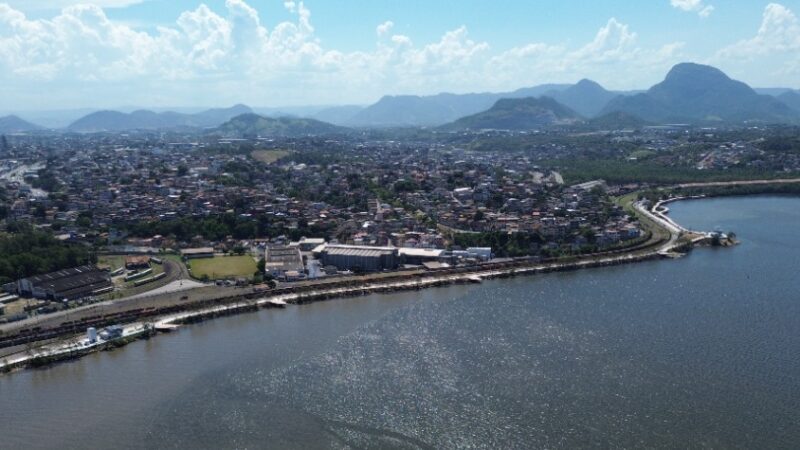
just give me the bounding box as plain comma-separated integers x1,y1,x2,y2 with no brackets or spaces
1,325,154,374
0,233,665,356
1,192,695,374
1,247,670,374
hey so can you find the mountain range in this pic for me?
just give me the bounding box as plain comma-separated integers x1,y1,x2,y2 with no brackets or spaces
213,113,347,137
600,63,798,123
778,90,800,112
3,62,800,134
345,84,574,127
441,97,582,131
67,104,253,132
542,79,618,117
0,115,43,133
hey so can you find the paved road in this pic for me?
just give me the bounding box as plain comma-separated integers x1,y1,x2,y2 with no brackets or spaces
674,178,800,189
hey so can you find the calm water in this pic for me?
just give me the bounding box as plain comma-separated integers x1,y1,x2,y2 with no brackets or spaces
2,196,800,449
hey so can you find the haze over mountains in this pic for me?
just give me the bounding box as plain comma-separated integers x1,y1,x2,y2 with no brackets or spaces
0,115,43,133
778,91,800,112
214,113,347,137
2,62,799,135
343,84,573,127
67,104,253,132
441,97,582,131
600,63,798,123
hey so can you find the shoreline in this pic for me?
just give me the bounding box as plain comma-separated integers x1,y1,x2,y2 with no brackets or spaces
0,190,745,375
1,249,667,375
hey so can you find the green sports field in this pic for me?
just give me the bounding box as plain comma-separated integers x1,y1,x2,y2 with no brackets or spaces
188,256,258,280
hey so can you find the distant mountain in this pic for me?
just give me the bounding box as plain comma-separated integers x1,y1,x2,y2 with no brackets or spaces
67,105,253,132
312,105,364,125
600,63,798,124
778,91,800,112
213,113,347,137
191,104,253,126
441,96,582,131
754,88,795,97
348,84,572,127
0,115,43,133
544,79,617,117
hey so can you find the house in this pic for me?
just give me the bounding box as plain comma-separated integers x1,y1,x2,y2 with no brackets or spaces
125,255,151,270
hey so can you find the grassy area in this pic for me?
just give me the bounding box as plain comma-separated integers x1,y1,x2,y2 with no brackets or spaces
97,255,125,271
188,256,257,280
541,158,795,185
2,299,37,317
251,150,290,164
613,193,670,243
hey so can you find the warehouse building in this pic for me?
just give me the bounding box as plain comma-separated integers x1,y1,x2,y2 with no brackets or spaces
264,245,305,280
14,265,113,301
314,244,399,272
398,248,447,266
296,237,326,252
181,247,215,259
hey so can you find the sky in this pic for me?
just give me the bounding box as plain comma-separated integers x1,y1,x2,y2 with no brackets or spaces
0,0,799,110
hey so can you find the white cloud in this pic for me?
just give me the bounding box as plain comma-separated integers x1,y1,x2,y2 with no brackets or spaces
0,1,691,108
713,3,800,82
670,0,714,17
567,18,637,64
376,20,393,37
720,3,800,58
0,0,146,10
486,17,682,89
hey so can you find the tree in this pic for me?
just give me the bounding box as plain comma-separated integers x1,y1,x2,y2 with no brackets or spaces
256,258,265,273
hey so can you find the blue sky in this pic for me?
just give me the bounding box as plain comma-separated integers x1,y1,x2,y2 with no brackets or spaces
1,0,799,110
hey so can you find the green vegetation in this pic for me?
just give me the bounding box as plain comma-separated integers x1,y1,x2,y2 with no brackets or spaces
613,193,670,243
251,149,291,164
189,256,257,280
97,255,125,271
124,213,333,243
0,223,96,284
545,158,796,185
443,96,581,130
673,182,800,198
27,167,61,192
215,113,345,138
628,149,656,160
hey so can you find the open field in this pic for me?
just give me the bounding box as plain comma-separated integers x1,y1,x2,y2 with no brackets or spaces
251,150,290,164
188,256,258,280
97,255,125,271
